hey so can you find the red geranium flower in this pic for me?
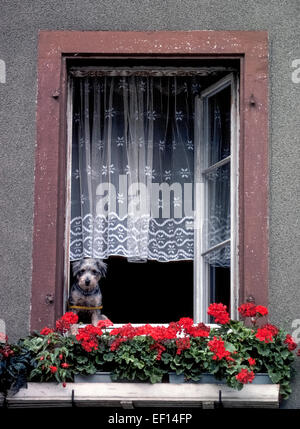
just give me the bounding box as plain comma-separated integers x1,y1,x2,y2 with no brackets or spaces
97,319,113,329
150,342,166,360
61,363,69,368
176,337,191,355
284,334,297,351
248,357,256,366
238,303,257,318
255,327,274,343
110,337,126,351
208,336,231,361
56,312,78,333
76,324,103,352
236,368,255,384
0,345,14,358
50,366,57,373
177,317,194,330
261,323,279,336
255,305,268,317
40,327,54,336
207,303,230,324
186,323,210,338
238,303,269,318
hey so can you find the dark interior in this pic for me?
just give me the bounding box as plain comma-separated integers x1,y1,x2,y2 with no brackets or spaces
70,257,194,324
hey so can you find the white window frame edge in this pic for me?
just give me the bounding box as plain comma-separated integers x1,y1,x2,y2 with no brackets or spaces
194,73,239,323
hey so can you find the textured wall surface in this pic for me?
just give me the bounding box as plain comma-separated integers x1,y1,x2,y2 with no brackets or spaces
0,0,299,408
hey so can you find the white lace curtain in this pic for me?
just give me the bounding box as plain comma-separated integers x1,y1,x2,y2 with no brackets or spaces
69,75,230,265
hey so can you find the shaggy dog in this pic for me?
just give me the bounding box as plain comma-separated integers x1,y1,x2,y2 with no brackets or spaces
69,258,107,326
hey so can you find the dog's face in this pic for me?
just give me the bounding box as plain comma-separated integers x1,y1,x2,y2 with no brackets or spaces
72,258,107,291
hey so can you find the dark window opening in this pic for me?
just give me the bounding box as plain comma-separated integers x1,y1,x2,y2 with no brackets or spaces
208,266,231,323
70,257,194,324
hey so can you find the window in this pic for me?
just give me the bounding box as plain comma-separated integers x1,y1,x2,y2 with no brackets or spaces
31,31,268,331
67,64,238,324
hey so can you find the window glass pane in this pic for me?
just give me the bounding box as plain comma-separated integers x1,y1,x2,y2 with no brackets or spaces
204,162,230,251
204,242,230,268
205,85,231,167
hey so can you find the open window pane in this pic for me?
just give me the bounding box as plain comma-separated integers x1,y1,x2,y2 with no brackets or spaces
204,162,231,253
194,74,236,322
205,84,231,168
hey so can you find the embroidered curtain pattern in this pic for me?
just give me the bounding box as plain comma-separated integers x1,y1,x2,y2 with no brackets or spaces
70,75,230,265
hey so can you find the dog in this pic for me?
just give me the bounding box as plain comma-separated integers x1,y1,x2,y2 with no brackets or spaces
69,258,108,326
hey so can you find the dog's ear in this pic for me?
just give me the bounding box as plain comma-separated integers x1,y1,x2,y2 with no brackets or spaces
72,260,82,277
96,260,107,277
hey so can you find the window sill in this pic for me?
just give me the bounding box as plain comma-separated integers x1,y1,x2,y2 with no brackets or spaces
6,382,280,409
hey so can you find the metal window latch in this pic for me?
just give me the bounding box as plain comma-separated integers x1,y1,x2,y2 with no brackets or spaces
202,401,215,409
246,295,255,304
45,294,54,305
71,389,76,407
51,90,60,99
120,400,134,409
249,94,256,106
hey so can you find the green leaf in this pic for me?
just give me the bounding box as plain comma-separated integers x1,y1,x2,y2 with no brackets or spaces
76,356,88,364
150,373,163,384
103,353,114,362
224,342,236,353
256,344,270,356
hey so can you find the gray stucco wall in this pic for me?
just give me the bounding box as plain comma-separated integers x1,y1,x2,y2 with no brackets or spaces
0,0,299,408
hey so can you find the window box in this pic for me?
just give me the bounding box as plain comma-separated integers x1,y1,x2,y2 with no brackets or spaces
168,372,272,385
74,371,154,384
74,371,272,386
1,303,297,409
74,371,112,383
7,381,280,409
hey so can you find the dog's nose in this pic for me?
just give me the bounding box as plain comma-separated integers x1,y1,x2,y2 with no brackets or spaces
85,278,91,285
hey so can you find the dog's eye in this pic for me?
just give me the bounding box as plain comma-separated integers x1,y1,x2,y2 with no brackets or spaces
79,269,85,275
92,270,98,275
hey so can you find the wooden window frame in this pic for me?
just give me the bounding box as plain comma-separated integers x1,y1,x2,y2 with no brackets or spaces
194,73,239,323
31,31,269,331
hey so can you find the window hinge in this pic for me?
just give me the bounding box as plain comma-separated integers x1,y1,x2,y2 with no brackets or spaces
249,94,256,106
45,294,54,305
51,90,60,99
120,400,134,409
202,401,215,409
246,295,255,304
